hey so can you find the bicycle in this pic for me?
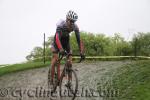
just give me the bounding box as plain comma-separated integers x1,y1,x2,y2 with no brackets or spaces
48,51,84,100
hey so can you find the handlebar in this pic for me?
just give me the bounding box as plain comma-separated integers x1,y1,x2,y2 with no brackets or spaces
58,51,85,63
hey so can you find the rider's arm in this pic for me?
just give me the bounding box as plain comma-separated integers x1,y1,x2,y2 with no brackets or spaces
55,26,63,50
74,25,81,52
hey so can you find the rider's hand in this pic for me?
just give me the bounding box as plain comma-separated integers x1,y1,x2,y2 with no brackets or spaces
59,48,65,55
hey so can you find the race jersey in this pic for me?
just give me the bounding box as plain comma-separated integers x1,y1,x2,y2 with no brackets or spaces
54,20,81,50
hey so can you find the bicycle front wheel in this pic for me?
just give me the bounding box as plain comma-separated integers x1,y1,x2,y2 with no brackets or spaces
59,69,78,100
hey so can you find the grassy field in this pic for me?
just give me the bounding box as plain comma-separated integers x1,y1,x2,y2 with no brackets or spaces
0,60,68,77
0,61,50,77
98,60,150,100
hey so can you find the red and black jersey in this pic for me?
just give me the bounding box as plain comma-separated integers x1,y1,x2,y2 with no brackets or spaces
54,20,81,51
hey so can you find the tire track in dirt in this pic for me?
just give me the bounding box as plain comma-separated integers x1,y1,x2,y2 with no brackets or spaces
0,61,131,100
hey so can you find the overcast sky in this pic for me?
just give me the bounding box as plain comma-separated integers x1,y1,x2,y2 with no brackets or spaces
0,0,150,64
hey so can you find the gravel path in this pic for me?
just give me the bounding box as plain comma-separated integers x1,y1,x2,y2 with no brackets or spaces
0,61,131,100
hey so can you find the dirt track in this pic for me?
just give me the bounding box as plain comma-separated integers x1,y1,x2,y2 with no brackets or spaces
0,61,132,100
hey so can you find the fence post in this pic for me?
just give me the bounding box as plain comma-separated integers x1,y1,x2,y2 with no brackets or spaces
134,36,137,57
43,33,45,64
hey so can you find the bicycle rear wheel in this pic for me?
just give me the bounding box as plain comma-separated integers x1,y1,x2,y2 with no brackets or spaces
59,69,78,100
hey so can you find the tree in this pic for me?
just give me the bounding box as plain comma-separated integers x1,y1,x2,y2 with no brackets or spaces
132,32,150,56
26,47,43,61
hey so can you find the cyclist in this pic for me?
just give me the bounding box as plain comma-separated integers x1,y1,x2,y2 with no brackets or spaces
50,10,85,85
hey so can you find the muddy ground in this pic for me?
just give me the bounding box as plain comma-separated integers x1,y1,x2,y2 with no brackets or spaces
0,61,132,100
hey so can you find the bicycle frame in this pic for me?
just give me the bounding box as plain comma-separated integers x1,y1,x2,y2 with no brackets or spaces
51,52,82,90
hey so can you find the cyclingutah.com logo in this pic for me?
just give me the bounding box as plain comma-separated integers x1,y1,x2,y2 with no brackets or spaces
0,86,119,99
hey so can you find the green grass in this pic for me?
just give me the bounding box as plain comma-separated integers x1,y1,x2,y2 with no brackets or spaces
0,60,67,77
97,60,150,100
0,61,50,77
73,56,150,61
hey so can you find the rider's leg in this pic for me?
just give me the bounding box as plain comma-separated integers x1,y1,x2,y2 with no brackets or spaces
50,47,58,83
64,55,73,88
65,41,72,82
57,61,60,81
68,55,72,81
